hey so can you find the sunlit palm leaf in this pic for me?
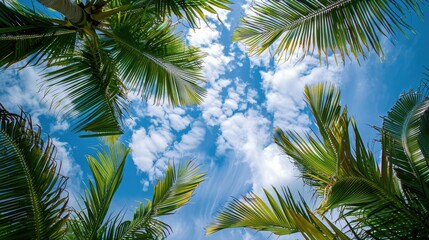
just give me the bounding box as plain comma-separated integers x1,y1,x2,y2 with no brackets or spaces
234,0,423,63
45,37,127,137
104,161,205,239
68,141,130,239
105,0,231,27
207,187,350,240
274,84,355,196
274,83,425,238
0,104,68,240
149,0,231,27
104,17,206,105
0,2,76,68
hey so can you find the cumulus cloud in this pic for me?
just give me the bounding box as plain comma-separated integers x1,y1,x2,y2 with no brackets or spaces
129,101,207,183
261,57,342,130
51,138,82,208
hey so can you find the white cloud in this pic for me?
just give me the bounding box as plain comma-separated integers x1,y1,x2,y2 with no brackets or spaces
173,122,206,153
261,56,342,130
51,138,82,208
50,120,70,132
130,126,173,177
187,22,220,47
215,109,300,193
187,21,234,84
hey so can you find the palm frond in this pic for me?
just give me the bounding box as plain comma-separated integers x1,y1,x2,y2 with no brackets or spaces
68,141,129,239
0,2,76,68
105,0,231,28
0,104,69,240
382,89,429,202
234,0,424,63
207,187,350,240
103,17,206,105
274,83,356,196
45,36,127,137
104,161,205,240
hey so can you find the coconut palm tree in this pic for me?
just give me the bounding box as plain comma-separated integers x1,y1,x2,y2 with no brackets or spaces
207,82,429,239
0,104,205,239
234,0,425,63
0,0,230,136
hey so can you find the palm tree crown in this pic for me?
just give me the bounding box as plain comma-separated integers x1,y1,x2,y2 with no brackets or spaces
0,0,230,136
208,82,429,239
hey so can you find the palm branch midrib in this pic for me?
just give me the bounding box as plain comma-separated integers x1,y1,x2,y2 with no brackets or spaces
0,129,44,239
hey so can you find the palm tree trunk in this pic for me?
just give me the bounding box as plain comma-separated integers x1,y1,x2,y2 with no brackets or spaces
37,0,85,25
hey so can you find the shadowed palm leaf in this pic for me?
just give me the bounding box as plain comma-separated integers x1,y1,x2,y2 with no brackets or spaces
234,0,424,63
0,2,76,67
45,37,127,137
0,104,69,240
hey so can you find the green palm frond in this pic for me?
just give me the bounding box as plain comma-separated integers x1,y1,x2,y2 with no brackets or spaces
45,37,127,137
207,187,350,240
104,17,206,105
382,88,429,202
274,83,423,238
68,141,130,239
104,0,231,28
234,0,424,63
103,161,205,239
0,2,76,68
148,0,231,27
0,104,69,240
274,83,357,196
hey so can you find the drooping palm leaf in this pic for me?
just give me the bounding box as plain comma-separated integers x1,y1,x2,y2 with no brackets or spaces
0,104,69,240
234,0,424,63
207,187,350,240
104,16,206,105
382,88,429,203
45,37,127,137
0,2,76,68
68,141,130,239
104,161,205,239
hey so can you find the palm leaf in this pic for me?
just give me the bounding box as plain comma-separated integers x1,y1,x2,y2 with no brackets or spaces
45,36,127,137
0,104,69,240
382,88,429,202
68,141,130,239
207,187,350,240
104,0,231,28
103,161,205,239
233,0,423,63
0,2,76,68
274,83,357,196
103,17,206,105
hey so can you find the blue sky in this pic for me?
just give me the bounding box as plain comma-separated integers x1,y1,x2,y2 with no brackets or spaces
1,1,429,239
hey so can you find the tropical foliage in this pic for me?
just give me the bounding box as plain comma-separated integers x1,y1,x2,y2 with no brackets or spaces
207,82,429,239
0,105,205,239
234,0,425,63
0,0,230,136
0,104,69,239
